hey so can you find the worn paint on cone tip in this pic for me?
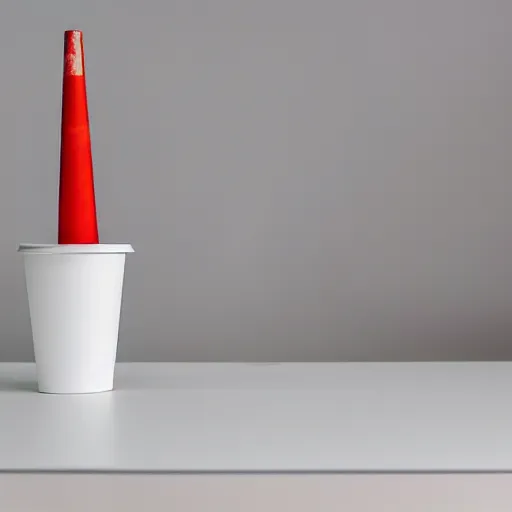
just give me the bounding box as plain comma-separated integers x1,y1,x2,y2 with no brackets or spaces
58,29,99,245
64,30,84,76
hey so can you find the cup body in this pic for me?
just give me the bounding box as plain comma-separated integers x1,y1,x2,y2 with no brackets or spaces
19,244,133,394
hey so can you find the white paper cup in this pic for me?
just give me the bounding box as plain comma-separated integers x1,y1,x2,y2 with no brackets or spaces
18,244,134,394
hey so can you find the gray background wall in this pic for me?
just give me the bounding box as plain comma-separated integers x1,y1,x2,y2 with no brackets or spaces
2,0,511,361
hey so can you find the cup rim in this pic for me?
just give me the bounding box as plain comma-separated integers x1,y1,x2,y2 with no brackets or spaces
18,244,134,254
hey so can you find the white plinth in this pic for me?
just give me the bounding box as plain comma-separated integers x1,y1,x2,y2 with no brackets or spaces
0,362,511,473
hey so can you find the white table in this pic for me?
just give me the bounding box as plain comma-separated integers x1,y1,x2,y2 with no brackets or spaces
1,362,511,511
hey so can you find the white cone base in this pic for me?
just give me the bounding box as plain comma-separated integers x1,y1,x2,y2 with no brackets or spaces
19,244,133,394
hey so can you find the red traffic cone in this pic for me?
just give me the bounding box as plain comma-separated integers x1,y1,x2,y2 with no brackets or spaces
58,30,99,244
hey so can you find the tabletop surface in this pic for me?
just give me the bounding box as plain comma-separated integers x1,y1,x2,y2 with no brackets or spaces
0,362,511,473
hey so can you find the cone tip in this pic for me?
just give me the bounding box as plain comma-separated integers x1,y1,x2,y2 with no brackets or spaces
63,30,84,76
